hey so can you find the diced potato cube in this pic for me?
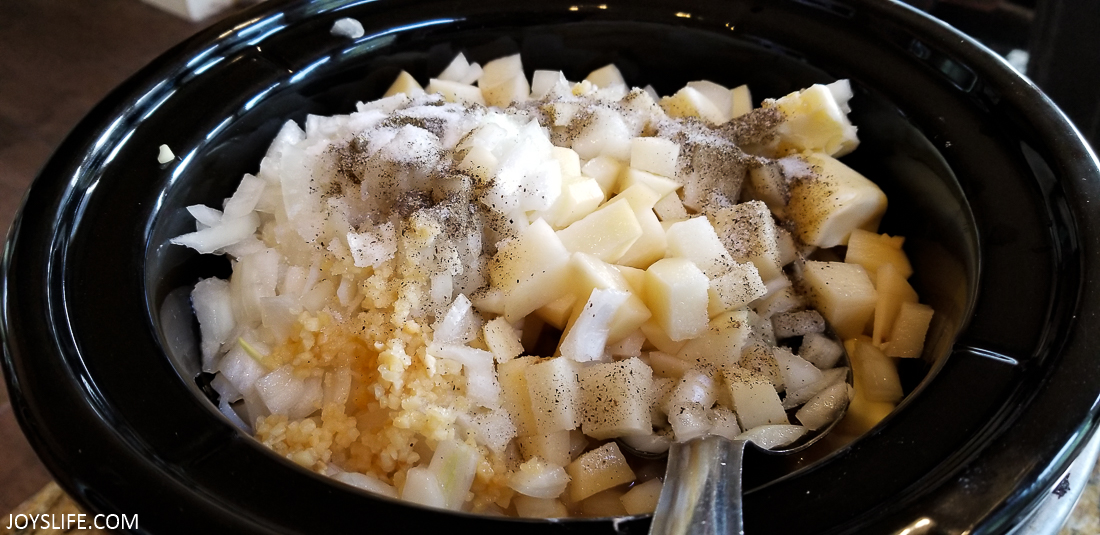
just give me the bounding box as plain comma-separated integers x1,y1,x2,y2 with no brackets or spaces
665,216,734,277
566,442,636,502
616,265,646,294
384,70,425,98
660,86,726,125
479,54,527,102
581,155,623,198
526,357,582,434
489,218,572,323
552,146,583,177
724,367,789,429
620,478,663,515
482,75,530,107
711,201,783,282
653,191,689,222
572,107,632,161
518,430,572,467
557,198,643,263
847,338,903,403
498,356,540,437
729,84,752,119
437,53,474,82
617,168,682,197
544,175,605,229
647,350,693,379
581,488,629,517
776,227,798,266
746,161,788,215
617,205,667,269
580,358,654,439
531,70,569,100
884,302,934,358
536,293,576,330
686,80,732,123
802,260,877,339
613,183,663,211
585,64,626,88
514,495,569,518
845,229,912,279
707,262,767,316
767,80,859,157
639,317,687,355
786,153,887,248
427,78,486,106
644,258,710,341
872,263,919,346
676,309,752,369
561,253,651,343
483,316,525,363
738,341,783,391
630,137,680,178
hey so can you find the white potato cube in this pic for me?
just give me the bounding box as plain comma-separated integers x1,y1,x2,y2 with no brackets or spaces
489,218,573,322
526,357,582,434
786,152,887,248
729,84,752,119
585,64,626,88
566,442,636,502
580,358,654,439
544,175,605,229
711,201,783,282
724,367,789,430
665,216,734,277
518,430,572,467
847,338,903,403
617,167,682,197
845,229,912,279
571,107,632,161
557,198,643,263
686,80,732,123
872,263,919,346
620,478,663,515
768,80,859,157
802,260,877,339
660,86,726,125
707,262,767,316
427,78,486,106
384,70,425,98
884,302,934,358
630,137,680,178
483,316,525,363
581,155,623,198
499,356,541,437
644,258,710,341
676,309,752,369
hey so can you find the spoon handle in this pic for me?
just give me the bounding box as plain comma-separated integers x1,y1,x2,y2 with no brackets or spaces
649,436,748,535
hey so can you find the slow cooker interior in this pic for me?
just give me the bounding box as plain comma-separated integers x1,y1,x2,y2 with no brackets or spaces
8,0,1081,533
143,0,981,528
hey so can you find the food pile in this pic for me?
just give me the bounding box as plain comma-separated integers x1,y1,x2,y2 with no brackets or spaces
171,52,934,518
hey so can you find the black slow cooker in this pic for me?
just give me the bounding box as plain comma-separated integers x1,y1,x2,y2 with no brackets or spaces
4,0,1100,533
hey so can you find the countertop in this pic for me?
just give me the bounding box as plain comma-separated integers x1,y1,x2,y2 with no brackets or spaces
0,1,1097,533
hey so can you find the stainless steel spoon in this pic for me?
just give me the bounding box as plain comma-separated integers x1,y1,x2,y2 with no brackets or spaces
643,372,852,535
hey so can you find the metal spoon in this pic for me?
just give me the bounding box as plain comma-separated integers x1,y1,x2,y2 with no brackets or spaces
639,370,852,535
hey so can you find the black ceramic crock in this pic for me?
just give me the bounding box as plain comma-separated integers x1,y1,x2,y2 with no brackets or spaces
4,0,1100,533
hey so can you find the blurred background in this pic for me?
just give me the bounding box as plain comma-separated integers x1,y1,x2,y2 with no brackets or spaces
0,0,1097,529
